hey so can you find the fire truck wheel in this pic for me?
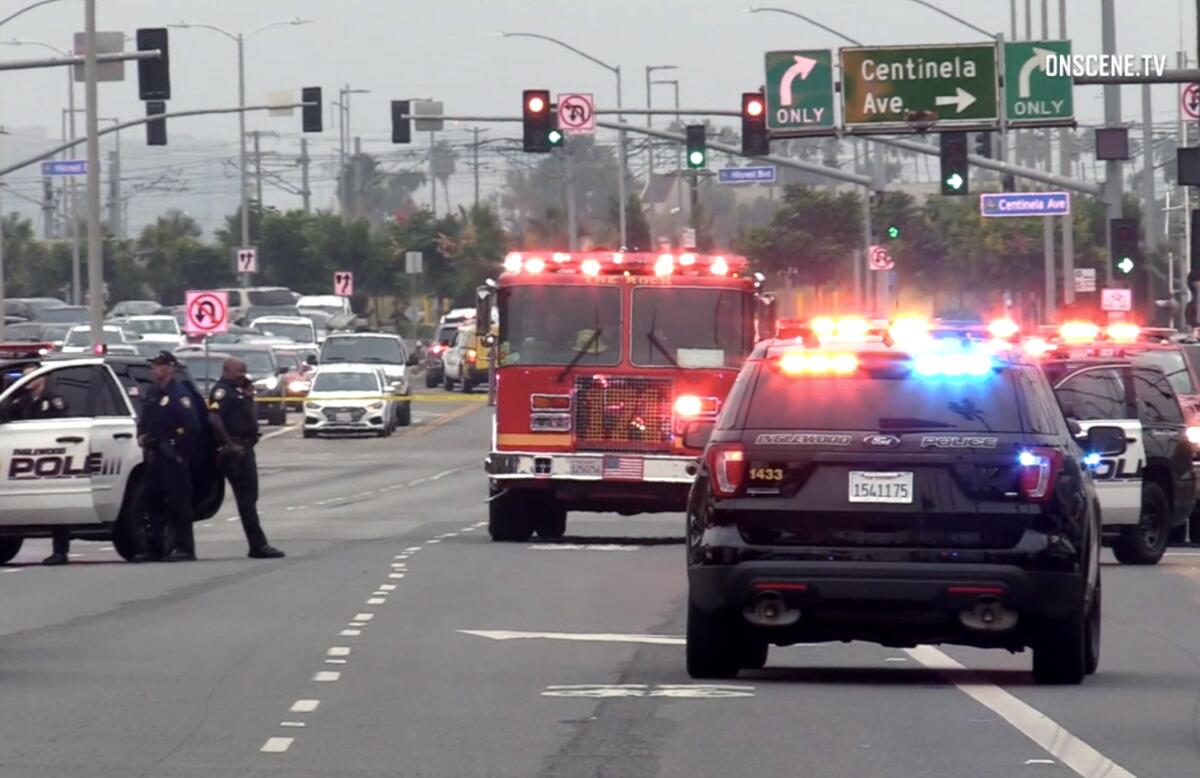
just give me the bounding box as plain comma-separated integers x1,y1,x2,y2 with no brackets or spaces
534,505,567,539
488,493,533,542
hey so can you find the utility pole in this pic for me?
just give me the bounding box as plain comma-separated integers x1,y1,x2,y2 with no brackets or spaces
41,178,54,239
237,32,249,288
352,136,363,222
0,180,6,342
252,131,264,219
1101,0,1122,287
67,99,79,304
299,137,311,214
872,143,889,314
472,127,480,209
566,141,578,250
1059,0,1075,306
1041,0,1055,322
83,0,104,343
429,130,437,217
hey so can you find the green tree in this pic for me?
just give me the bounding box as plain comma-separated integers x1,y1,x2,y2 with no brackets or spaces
735,186,863,287
137,210,231,303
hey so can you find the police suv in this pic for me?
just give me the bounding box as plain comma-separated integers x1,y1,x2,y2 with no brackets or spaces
1038,356,1196,564
685,320,1116,684
0,356,224,562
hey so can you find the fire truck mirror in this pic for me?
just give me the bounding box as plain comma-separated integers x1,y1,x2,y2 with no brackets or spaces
682,421,716,450
475,285,493,330
481,332,497,348
756,294,777,342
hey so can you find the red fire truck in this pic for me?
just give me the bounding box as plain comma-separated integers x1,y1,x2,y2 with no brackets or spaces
478,250,772,541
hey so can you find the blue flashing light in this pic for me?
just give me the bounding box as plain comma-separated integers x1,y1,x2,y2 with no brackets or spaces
1017,450,1039,468
1082,452,1101,468
911,343,994,379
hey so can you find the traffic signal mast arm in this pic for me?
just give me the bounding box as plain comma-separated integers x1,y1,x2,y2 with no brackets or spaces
0,102,318,178
0,49,161,72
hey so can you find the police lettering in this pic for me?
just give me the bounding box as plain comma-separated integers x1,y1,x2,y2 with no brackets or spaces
7,452,102,480
919,435,999,449
1090,457,1143,481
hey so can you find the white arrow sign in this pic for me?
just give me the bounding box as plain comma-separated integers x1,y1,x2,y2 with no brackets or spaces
779,54,818,106
935,87,977,114
1018,47,1055,99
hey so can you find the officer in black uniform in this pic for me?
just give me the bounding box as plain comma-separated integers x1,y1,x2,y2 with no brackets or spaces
11,366,74,565
138,351,199,561
208,357,284,559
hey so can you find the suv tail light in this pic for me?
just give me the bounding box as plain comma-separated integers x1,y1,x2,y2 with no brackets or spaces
1017,448,1062,502
706,442,745,498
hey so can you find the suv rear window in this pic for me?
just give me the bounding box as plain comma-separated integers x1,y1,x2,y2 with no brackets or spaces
740,362,1026,432
1128,348,1194,396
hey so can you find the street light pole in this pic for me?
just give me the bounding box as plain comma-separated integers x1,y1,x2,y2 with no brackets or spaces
83,0,103,345
644,65,677,180
499,31,628,247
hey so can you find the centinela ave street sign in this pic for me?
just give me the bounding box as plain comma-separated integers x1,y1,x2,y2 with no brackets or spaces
840,43,998,129
1004,40,1073,125
764,50,835,133
980,191,1071,218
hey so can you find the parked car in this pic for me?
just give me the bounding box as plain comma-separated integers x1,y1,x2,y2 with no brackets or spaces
441,323,491,393
108,300,162,319
122,314,183,346
251,315,318,345
424,322,459,388
303,364,396,438
61,324,129,354
297,294,352,317
319,333,414,426
272,347,315,410
35,305,89,324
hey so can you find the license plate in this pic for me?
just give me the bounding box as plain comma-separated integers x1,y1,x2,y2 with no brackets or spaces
568,457,603,476
335,412,352,422
848,471,913,504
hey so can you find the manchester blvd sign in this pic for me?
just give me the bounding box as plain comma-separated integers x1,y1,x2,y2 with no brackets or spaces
840,43,998,129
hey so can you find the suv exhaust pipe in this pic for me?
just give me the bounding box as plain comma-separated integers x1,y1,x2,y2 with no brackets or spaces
958,597,1018,633
743,593,801,628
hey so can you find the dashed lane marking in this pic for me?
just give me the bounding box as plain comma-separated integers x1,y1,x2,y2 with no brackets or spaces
460,629,684,646
527,544,640,552
542,684,755,699
404,546,422,552
389,573,405,579
312,671,341,682
260,424,301,442
904,646,1134,778
426,539,441,544
367,597,386,605
328,647,350,657
280,721,306,728
260,737,294,753
290,700,320,713
353,613,374,621
380,584,397,591
325,659,347,665
1025,759,1056,765
339,629,361,637
348,622,366,628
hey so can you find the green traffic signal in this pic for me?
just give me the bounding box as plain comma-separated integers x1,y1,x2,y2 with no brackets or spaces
548,128,564,147
886,225,900,240
1116,256,1135,274
687,149,706,169
944,172,965,191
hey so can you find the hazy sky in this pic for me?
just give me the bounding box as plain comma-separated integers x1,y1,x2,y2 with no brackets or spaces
0,0,1194,222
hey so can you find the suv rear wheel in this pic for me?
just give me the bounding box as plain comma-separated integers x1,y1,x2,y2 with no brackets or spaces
686,599,741,679
1113,482,1170,565
1032,609,1087,685
0,536,24,564
1085,578,1101,675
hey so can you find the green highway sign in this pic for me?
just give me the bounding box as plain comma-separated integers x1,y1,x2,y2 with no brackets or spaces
764,50,836,133
840,43,998,129
1005,40,1074,125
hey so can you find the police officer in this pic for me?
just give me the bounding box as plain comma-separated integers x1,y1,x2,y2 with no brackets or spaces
12,366,74,565
208,358,285,559
138,351,199,561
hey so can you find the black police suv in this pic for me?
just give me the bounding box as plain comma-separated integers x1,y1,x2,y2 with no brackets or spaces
1039,358,1196,564
685,336,1119,684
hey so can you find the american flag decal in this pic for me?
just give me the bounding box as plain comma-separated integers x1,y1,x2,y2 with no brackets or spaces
602,455,643,480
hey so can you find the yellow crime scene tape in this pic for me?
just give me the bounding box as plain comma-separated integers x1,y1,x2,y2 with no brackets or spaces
251,394,488,403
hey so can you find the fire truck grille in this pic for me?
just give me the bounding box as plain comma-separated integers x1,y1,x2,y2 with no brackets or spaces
573,375,674,451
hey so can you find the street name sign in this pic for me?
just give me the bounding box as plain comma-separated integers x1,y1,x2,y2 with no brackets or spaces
41,160,88,176
1004,40,1074,126
840,43,998,129
718,166,777,184
980,191,1070,218
764,50,835,133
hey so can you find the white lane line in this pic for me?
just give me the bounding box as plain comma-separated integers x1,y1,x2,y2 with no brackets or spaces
261,423,301,442
225,516,239,523
98,545,114,552
260,737,294,753
68,553,85,559
324,659,347,665
1164,551,1200,556
379,584,397,591
290,699,320,713
528,544,639,552
391,562,407,568
389,573,405,579
459,629,684,646
348,622,366,628
367,597,386,605
200,523,213,528
904,646,1134,778
353,613,374,621
404,546,421,552
885,657,907,663
0,568,23,574
312,671,341,682
1025,759,1057,765
393,554,408,560
327,647,351,657
339,629,361,636
280,721,307,728
427,539,441,544
372,590,388,597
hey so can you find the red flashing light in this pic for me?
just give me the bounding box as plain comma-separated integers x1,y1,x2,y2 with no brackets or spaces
524,257,546,274
674,394,719,418
1059,320,1100,344
746,98,764,117
987,318,1019,340
1017,448,1062,502
710,255,729,275
779,351,858,376
1021,337,1051,358
92,343,107,355
1105,322,1140,343
527,95,546,113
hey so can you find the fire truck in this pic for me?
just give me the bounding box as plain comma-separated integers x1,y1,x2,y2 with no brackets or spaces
477,250,772,541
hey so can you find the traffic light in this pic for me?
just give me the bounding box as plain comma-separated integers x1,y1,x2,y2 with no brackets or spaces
145,100,166,146
547,110,564,148
522,89,552,153
974,131,992,159
1110,217,1139,277
886,224,901,240
741,92,768,156
686,124,706,169
391,100,411,143
939,131,969,195
301,87,322,132
135,28,170,101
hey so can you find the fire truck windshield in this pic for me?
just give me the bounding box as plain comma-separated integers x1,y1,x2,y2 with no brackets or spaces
499,285,621,367
631,287,752,368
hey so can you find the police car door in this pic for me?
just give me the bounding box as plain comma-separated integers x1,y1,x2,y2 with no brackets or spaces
88,365,138,523
1054,365,1144,525
0,364,98,524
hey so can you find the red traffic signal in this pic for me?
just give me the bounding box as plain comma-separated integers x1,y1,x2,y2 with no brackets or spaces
522,89,552,153
741,92,768,156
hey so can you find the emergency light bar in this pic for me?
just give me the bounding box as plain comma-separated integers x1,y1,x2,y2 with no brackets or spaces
501,251,747,278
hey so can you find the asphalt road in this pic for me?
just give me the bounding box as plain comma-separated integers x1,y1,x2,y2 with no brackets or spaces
2,386,1200,777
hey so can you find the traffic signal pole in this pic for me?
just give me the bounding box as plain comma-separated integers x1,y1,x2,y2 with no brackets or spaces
83,0,103,345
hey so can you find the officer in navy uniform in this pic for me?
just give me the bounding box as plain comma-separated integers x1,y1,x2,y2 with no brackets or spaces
11,365,74,565
138,351,199,561
208,358,284,559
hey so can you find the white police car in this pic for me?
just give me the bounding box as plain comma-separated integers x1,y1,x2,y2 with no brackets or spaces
0,356,224,563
